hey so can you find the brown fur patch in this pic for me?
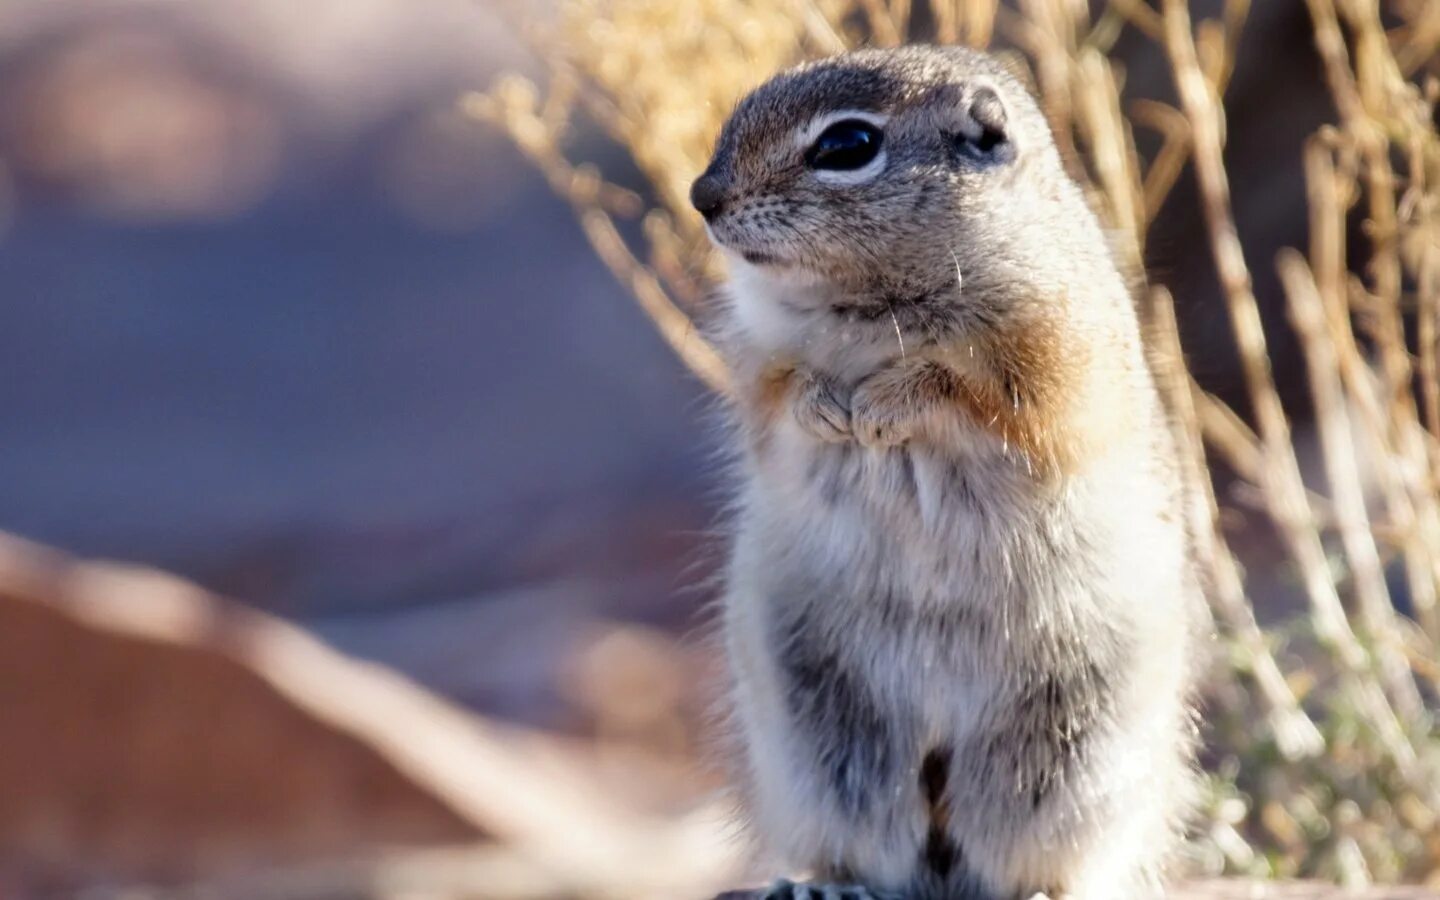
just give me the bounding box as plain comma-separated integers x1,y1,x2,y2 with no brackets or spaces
949,312,1136,478
742,363,798,454
752,364,796,424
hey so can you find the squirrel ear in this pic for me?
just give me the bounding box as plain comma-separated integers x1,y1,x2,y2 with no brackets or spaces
935,81,1013,163
967,86,1002,149
968,87,1007,152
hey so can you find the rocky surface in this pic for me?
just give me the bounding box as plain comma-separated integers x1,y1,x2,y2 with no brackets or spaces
0,533,737,898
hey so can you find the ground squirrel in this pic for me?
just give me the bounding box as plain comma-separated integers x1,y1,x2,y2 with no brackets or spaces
694,46,1206,899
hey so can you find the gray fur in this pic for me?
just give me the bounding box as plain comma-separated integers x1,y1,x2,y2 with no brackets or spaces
701,47,1205,899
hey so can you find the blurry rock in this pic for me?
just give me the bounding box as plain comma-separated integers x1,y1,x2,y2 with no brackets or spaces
0,533,742,898
0,533,485,887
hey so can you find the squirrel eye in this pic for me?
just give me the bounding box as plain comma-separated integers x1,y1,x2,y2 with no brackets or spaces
805,120,884,171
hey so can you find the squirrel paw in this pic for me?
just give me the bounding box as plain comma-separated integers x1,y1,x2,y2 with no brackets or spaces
762,878,888,900
792,372,852,443
849,378,913,449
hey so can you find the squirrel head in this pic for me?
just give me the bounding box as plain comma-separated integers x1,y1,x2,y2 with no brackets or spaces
693,46,1112,334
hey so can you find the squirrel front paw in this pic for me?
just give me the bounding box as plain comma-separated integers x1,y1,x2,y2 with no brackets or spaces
850,373,915,449
793,371,852,443
762,878,889,900
850,359,957,449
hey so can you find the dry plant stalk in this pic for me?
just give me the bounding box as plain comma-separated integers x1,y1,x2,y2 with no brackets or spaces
474,0,1440,887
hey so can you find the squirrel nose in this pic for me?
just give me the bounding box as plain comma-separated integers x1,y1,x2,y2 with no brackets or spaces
690,174,728,220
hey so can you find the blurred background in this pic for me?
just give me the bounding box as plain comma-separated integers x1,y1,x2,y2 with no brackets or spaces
0,1,729,897
0,0,1437,898
0,0,716,673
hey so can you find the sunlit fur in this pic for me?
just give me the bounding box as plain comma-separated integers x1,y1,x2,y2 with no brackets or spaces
703,46,1206,900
